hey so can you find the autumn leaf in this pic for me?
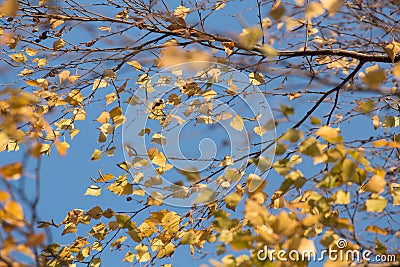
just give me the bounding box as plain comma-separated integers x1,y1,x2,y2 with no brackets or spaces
53,39,65,51
9,53,27,63
1,0,18,16
315,126,342,143
230,115,244,131
0,162,23,180
127,60,142,70
85,185,101,196
91,149,102,161
384,40,400,62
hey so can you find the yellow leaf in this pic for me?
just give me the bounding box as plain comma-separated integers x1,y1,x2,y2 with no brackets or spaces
19,69,34,76
110,106,126,128
249,72,265,85
85,185,101,196
92,79,108,90
135,244,151,262
0,191,10,202
315,126,342,143
333,190,350,204
59,70,70,84
254,125,267,136
25,47,38,56
202,89,217,99
372,115,381,130
320,0,344,16
105,92,117,106
365,197,387,212
372,139,388,147
297,238,316,254
239,26,262,50
96,111,110,124
230,115,244,131
152,151,166,167
102,69,116,79
56,141,70,156
162,211,180,234
123,251,135,262
91,149,102,161
68,74,80,83
26,233,45,247
384,40,400,63
219,155,234,167
288,92,301,100
261,44,278,57
361,65,386,88
50,18,64,29
196,116,213,124
35,57,47,67
65,89,83,106
222,41,234,56
98,26,111,32
151,133,166,145
53,39,65,51
69,129,80,139
4,201,24,226
133,188,145,196
305,2,324,19
174,5,190,19
9,53,27,63
366,225,388,235
74,108,86,121
0,0,18,16
393,62,400,78
89,258,101,267
127,60,142,70
0,162,22,180
360,175,387,194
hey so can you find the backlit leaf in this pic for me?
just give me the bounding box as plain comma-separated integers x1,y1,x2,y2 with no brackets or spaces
384,40,400,63
9,53,27,63
230,115,244,131
85,185,101,196
0,162,22,180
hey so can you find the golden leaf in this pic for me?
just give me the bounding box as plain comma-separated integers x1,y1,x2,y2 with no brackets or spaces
91,149,102,161
105,92,117,106
230,115,244,131
320,0,344,16
4,201,24,226
92,79,108,90
222,41,234,56
25,47,38,56
384,40,400,63
53,39,65,51
9,53,27,63
305,2,324,19
393,62,400,78
174,6,190,19
59,70,70,84
127,60,142,70
50,18,64,29
0,0,18,16
0,162,22,180
249,72,265,85
56,141,70,156
85,185,101,197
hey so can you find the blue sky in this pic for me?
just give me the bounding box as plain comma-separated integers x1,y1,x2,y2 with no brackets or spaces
1,0,398,266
